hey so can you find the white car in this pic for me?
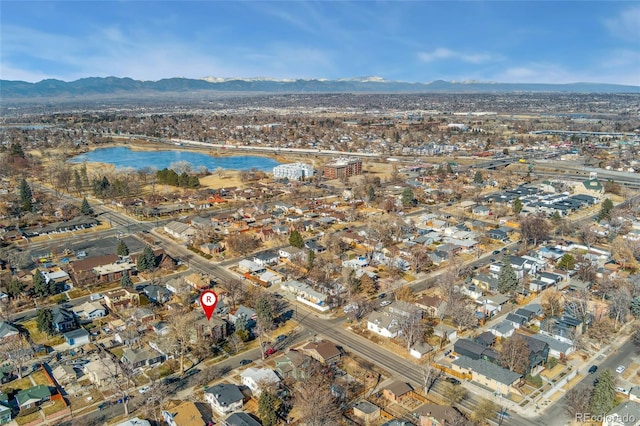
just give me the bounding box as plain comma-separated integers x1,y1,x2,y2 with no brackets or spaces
616,365,626,374
138,386,151,394
380,300,392,307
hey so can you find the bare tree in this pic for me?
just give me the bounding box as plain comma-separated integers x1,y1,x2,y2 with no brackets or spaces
219,277,245,310
541,290,563,317
294,377,341,426
0,335,33,379
165,309,194,375
398,315,426,350
142,380,169,423
421,363,442,394
519,214,550,248
564,385,593,419
500,334,530,374
442,382,467,404
588,318,615,344
100,356,133,416
578,222,598,249
226,232,261,256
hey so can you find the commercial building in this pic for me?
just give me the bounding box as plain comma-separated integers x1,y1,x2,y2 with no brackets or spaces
273,163,315,180
323,158,362,179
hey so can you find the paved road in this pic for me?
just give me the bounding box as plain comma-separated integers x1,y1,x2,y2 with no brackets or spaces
538,339,636,426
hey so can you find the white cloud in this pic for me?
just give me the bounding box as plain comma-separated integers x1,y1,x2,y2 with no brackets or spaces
418,48,495,64
605,6,640,42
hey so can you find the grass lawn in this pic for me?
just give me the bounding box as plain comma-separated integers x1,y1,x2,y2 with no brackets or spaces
42,399,67,416
68,387,103,411
29,370,49,386
148,363,174,380
110,347,125,359
562,374,583,391
2,376,34,394
67,288,90,299
15,410,42,425
507,393,524,403
21,319,64,346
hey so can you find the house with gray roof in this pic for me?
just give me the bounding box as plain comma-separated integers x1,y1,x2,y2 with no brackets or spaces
0,322,19,340
530,333,574,359
603,400,640,426
451,356,522,395
226,412,261,426
205,383,244,415
489,320,516,338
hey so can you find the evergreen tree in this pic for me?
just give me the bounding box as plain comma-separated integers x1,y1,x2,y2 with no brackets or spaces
33,271,48,297
498,258,517,294
137,246,156,271
367,185,376,202
258,391,281,426
80,197,93,215
120,270,133,288
6,279,24,299
473,171,484,184
9,142,25,158
557,254,576,272
289,230,304,248
255,294,275,329
598,198,614,221
513,198,523,214
631,297,640,318
19,178,33,212
36,308,55,336
401,187,415,207
590,369,616,415
116,240,130,257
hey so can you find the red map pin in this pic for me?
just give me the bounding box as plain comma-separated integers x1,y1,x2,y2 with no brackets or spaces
200,290,218,320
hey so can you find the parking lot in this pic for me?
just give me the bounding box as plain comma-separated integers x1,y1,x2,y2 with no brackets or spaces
68,235,147,258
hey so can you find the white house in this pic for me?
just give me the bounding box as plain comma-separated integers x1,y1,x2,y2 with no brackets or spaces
163,221,197,242
240,367,280,396
204,383,244,415
273,163,315,181
367,311,400,338
72,301,107,320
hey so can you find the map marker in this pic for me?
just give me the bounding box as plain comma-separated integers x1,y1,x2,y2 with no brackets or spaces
200,290,218,320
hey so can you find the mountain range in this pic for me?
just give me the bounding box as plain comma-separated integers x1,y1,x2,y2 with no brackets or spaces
2,76,639,98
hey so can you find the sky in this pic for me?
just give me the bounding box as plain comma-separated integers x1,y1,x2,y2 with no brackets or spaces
1,1,639,85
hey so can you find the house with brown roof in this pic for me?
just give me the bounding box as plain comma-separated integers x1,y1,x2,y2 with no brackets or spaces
162,401,212,426
185,273,210,290
382,381,413,402
103,288,140,312
301,340,341,364
414,404,464,426
69,254,119,286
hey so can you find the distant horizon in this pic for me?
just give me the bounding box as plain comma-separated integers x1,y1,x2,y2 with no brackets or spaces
4,75,639,88
2,2,638,85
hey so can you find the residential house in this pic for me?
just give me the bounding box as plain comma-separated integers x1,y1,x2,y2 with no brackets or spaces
473,205,491,216
51,365,78,386
489,321,516,338
382,381,413,402
103,288,140,311
353,400,381,425
521,334,550,373
603,401,640,426
0,322,19,340
230,305,257,329
0,394,10,424
486,228,508,241
505,313,528,328
238,259,265,275
63,328,90,347
121,347,165,369
115,418,151,426
204,383,244,415
453,339,499,363
15,384,51,410
193,312,228,343
433,324,457,342
451,356,522,395
163,221,197,242
72,301,107,321
200,242,224,255
278,246,304,260
225,412,261,426
184,273,211,291
301,340,341,364
253,251,279,266
84,357,120,386
162,401,212,426
472,274,498,292
367,311,400,338
52,307,76,332
410,342,433,359
530,333,574,359
415,295,446,318
387,300,424,320
132,307,157,324
241,367,280,397
142,285,172,304
414,404,463,426
274,350,313,380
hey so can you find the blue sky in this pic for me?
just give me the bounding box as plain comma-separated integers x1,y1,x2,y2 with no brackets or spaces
2,1,639,84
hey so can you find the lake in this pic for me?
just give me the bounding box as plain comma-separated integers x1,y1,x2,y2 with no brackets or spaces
68,146,281,171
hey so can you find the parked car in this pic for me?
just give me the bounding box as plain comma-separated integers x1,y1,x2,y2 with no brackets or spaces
380,300,392,307
265,347,277,356
239,359,252,366
616,365,626,374
276,334,287,343
588,365,598,374
98,402,110,410
138,386,150,394
446,377,461,385
378,293,387,299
